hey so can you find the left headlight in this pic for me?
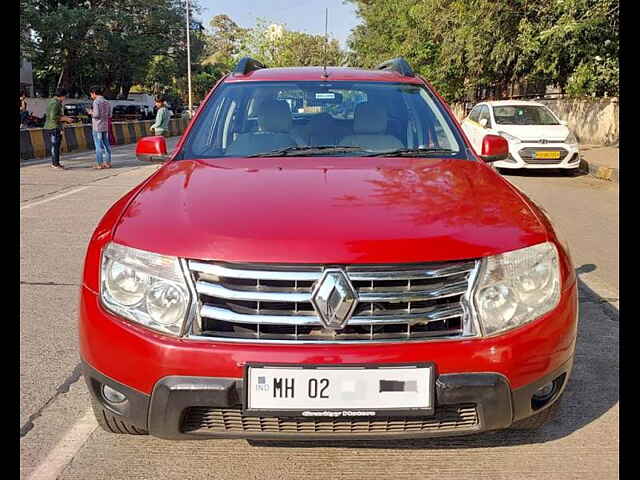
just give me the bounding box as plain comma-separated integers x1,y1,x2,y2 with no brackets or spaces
497,131,521,144
100,242,191,336
564,131,578,145
473,242,561,336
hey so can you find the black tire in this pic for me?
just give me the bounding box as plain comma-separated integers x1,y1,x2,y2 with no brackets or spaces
510,395,563,430
91,398,148,435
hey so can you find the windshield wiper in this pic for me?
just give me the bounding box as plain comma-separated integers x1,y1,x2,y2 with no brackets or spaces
247,145,365,157
365,147,456,157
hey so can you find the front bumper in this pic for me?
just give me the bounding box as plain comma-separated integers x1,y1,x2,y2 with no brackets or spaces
83,356,573,440
494,143,581,169
80,276,577,439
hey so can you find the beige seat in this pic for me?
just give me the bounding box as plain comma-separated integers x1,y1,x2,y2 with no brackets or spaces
227,100,298,156
340,102,404,151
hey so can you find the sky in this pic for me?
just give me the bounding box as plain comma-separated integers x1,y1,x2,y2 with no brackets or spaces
196,0,362,49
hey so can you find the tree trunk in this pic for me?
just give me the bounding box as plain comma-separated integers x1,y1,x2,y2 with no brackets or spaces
121,82,132,100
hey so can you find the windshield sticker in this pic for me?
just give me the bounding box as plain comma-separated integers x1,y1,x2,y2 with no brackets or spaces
315,93,336,100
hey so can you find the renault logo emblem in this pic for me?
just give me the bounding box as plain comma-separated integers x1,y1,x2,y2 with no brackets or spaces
310,269,358,329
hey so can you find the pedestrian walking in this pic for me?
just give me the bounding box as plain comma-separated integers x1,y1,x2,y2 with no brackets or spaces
43,88,74,170
86,86,113,169
150,96,170,137
20,91,28,128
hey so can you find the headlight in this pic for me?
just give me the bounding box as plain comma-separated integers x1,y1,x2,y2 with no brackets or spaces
473,242,560,336
564,131,578,145
101,242,191,336
497,131,521,144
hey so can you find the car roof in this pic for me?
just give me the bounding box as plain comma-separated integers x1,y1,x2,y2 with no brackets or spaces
484,100,546,107
224,66,424,84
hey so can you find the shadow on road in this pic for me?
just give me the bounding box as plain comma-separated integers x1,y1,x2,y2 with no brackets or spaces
250,264,618,450
499,167,589,179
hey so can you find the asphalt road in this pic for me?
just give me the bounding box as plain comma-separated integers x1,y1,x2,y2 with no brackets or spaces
20,145,619,480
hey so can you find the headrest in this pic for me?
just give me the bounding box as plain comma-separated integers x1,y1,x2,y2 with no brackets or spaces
256,100,292,133
309,112,333,128
353,102,388,134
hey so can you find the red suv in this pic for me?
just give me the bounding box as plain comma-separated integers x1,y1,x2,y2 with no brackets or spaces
79,58,577,440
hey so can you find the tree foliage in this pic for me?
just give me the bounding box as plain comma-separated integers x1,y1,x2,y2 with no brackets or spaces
21,0,206,99
347,0,619,101
202,18,346,70
240,20,345,67
203,14,248,69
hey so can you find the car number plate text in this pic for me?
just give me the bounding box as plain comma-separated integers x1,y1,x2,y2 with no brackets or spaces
245,364,434,417
535,150,561,159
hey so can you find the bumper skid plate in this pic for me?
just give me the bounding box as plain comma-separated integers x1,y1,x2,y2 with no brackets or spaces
82,358,572,440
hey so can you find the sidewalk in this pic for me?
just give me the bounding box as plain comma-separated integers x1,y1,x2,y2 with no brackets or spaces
580,145,619,183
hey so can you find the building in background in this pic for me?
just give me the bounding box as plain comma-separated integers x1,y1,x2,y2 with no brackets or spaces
20,58,34,96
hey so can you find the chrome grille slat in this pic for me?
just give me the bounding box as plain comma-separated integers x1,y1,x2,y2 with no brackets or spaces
189,261,322,281
346,261,475,280
200,303,464,326
358,279,468,302
197,281,312,302
188,260,478,343
201,305,321,325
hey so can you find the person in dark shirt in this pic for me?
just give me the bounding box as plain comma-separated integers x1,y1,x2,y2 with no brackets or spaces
43,88,74,169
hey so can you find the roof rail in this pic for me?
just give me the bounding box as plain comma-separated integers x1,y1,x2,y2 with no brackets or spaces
375,57,414,77
233,57,267,76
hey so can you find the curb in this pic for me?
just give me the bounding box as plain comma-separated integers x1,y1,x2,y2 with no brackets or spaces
580,158,619,183
20,117,189,163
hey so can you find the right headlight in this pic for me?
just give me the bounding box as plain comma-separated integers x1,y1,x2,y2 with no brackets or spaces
100,242,192,336
473,242,561,336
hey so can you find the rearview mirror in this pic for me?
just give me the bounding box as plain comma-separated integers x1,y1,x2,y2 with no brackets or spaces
136,136,169,162
480,134,509,162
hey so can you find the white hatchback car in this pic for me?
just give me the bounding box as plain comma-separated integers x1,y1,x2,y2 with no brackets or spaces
461,100,580,171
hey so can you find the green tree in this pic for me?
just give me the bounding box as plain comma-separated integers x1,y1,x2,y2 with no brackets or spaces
239,19,345,68
347,0,619,100
203,14,248,70
21,0,203,98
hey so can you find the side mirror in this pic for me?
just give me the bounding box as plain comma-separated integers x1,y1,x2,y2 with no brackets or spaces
480,134,509,162
479,118,488,128
136,136,169,162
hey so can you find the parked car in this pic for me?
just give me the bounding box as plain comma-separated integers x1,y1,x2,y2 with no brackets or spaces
111,104,149,121
80,57,577,441
21,112,45,129
64,103,92,124
461,100,581,171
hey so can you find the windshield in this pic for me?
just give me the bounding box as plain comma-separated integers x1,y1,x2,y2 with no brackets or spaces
180,81,465,158
493,105,559,126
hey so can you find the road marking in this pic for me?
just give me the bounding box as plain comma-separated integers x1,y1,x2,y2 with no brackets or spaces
27,407,97,480
20,186,89,210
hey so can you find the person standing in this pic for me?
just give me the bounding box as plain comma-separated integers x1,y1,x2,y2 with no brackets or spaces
150,96,170,137
86,86,112,169
43,88,74,169
20,91,28,128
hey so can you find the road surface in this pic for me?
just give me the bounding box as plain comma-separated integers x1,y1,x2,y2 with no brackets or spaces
20,144,619,479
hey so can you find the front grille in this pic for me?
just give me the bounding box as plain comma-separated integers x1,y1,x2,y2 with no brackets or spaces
524,139,566,144
187,260,478,342
181,404,479,435
519,147,569,164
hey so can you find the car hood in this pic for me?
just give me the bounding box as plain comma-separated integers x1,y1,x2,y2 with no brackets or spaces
494,124,570,142
113,157,548,264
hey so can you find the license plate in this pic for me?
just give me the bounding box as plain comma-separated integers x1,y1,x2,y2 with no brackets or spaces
535,150,561,159
244,364,434,417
